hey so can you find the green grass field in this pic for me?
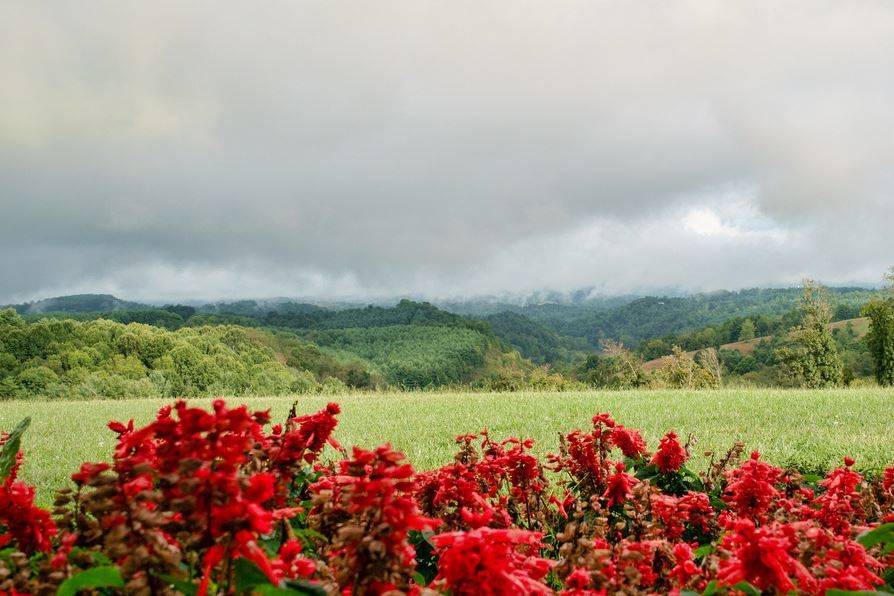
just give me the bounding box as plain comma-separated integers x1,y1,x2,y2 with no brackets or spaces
3,388,893,505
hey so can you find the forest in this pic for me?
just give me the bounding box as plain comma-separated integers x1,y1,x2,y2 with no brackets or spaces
2,280,893,399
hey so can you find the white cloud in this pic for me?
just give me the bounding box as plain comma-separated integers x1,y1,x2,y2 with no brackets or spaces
683,208,739,238
1,1,893,302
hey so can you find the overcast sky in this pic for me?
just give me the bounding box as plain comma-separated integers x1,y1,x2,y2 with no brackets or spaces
2,1,892,304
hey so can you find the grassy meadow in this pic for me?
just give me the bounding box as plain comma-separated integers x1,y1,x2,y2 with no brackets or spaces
3,387,894,505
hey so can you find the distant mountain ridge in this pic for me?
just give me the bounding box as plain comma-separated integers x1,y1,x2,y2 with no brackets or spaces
9,294,150,314
441,286,880,349
4,286,882,361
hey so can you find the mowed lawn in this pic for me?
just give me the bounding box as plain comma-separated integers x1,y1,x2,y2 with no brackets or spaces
2,388,894,505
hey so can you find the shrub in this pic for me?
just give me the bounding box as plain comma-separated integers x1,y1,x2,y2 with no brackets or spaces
654,346,721,389
1,401,893,594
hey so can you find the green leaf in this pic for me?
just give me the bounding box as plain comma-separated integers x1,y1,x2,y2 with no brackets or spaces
680,466,705,490
251,587,297,595
232,557,327,595
732,581,762,596
0,417,30,482
69,547,111,567
152,572,197,596
701,580,719,596
693,544,715,558
634,464,659,481
283,579,327,595
234,558,270,591
57,566,124,596
825,590,894,595
857,523,894,549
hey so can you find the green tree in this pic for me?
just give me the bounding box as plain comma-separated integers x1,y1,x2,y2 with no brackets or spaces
656,346,720,389
738,319,756,341
862,267,894,386
580,341,647,389
775,280,843,388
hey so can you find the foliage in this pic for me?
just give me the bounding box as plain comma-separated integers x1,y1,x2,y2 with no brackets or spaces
4,286,888,392
482,311,585,364
473,364,584,392
2,401,894,594
8,294,147,315
775,281,844,388
465,287,879,349
833,322,876,385
306,325,491,388
263,299,488,334
655,347,722,389
0,311,330,399
737,318,756,341
862,269,894,386
576,340,648,389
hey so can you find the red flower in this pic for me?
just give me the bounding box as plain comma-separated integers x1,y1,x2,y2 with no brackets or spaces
565,567,593,589
650,432,687,473
813,457,866,533
271,539,316,580
429,528,554,595
717,518,816,593
603,462,636,508
276,402,343,465
591,413,616,429
70,462,111,485
0,480,56,554
723,451,782,519
668,542,700,587
616,540,661,587
311,444,440,591
560,567,604,595
611,425,647,459
651,491,714,540
3,403,894,594
107,419,134,435
883,466,894,495
814,537,884,592
0,432,56,555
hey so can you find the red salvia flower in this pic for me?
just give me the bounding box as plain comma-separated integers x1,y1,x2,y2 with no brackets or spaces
0,480,56,554
0,434,56,555
723,451,782,520
311,444,440,592
812,457,866,534
2,404,894,594
650,432,688,473
883,465,894,494
610,425,648,459
429,527,554,595
717,518,816,593
668,542,701,588
603,462,636,508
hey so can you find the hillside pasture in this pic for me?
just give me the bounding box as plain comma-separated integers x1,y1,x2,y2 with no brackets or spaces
642,316,870,371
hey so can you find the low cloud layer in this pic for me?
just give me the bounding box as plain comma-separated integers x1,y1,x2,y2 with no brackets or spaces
2,1,892,303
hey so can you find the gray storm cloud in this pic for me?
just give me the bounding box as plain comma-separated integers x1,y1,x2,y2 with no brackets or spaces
1,1,892,303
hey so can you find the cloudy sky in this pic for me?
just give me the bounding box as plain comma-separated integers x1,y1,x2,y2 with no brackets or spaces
2,1,892,303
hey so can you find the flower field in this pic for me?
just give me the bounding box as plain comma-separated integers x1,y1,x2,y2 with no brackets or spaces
1,390,893,594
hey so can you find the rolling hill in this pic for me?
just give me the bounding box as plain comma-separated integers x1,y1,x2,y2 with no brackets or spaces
642,317,870,371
